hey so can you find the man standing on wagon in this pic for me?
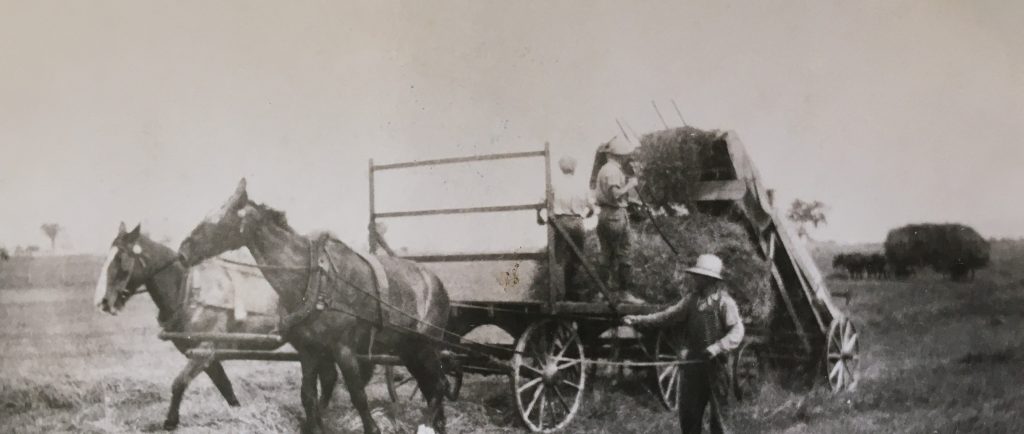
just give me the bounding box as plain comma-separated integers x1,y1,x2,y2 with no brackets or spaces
594,136,646,304
548,155,594,301
623,254,745,434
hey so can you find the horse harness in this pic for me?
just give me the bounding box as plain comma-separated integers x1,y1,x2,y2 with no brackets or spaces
278,233,406,336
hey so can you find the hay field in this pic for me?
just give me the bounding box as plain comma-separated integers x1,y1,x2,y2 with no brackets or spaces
1,243,1023,433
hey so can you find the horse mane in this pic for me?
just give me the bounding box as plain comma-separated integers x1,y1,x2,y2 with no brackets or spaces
255,202,292,231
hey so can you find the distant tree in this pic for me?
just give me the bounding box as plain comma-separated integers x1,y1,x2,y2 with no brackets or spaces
787,199,828,240
40,223,62,251
0,247,8,261
26,245,40,255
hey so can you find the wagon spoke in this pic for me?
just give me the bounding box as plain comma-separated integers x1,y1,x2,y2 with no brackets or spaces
560,379,582,390
556,359,581,370
843,334,858,354
829,360,842,381
556,333,579,359
524,383,545,418
659,365,677,383
552,385,572,414
518,376,543,394
828,352,842,360
537,394,548,429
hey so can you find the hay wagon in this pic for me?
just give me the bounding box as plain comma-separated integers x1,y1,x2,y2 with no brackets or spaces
156,130,859,433
365,133,860,432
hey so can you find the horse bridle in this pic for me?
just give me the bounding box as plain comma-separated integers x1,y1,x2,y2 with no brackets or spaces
114,246,182,300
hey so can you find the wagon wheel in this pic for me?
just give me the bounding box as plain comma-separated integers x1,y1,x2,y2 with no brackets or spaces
732,342,763,401
512,320,586,433
825,317,860,392
652,329,682,411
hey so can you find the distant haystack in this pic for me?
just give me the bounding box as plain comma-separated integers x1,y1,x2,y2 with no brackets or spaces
884,223,989,280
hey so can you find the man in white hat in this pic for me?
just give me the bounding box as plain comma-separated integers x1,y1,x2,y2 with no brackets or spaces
623,254,745,434
546,155,594,301
594,136,644,304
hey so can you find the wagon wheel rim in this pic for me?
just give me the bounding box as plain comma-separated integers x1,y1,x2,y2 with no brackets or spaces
732,342,762,401
654,329,682,411
825,318,860,392
512,320,586,433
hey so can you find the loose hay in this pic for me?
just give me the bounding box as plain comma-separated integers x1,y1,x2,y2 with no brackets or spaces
634,126,731,211
536,213,774,325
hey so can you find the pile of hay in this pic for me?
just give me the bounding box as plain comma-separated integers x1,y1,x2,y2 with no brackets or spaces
535,213,774,325
634,126,731,212
884,223,990,280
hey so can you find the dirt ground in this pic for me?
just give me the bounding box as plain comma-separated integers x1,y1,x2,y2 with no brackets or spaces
1,242,1022,433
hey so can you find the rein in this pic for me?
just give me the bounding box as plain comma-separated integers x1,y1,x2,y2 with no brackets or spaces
126,254,183,296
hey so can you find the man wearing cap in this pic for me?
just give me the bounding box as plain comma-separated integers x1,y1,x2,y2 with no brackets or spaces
623,254,745,434
548,155,594,301
594,136,644,304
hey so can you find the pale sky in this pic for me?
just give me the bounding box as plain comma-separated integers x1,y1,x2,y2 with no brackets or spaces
1,1,1022,254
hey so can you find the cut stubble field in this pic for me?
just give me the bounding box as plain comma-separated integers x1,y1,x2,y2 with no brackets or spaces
2,242,1023,433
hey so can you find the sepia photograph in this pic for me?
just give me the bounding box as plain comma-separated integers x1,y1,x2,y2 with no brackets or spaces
1,1,1021,433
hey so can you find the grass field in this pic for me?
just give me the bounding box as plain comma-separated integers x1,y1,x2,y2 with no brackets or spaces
1,242,1022,433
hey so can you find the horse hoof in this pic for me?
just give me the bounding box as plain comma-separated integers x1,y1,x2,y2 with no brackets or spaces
163,419,179,430
228,399,241,407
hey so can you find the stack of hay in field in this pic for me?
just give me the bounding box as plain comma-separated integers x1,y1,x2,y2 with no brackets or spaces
537,126,775,325
884,223,990,280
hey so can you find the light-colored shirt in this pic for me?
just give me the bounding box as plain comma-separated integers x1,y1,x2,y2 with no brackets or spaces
632,288,745,357
551,173,594,217
595,160,629,208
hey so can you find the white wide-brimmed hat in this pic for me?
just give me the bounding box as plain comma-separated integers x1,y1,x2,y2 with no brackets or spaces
607,136,636,156
686,254,724,280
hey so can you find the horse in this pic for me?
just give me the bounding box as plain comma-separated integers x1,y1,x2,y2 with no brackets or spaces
177,178,452,434
94,222,342,430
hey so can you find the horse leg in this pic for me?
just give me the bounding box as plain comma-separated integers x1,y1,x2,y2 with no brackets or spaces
299,352,325,434
164,352,213,430
204,361,241,407
400,345,447,434
336,346,381,434
318,356,338,409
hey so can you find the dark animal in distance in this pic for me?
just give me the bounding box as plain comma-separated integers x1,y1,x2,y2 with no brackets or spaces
832,253,887,279
95,222,341,430
177,179,453,434
884,223,989,281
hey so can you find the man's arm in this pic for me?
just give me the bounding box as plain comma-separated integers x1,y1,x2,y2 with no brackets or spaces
610,177,638,200
624,296,690,327
706,296,745,357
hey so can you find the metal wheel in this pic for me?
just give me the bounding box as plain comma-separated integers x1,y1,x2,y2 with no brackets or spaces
512,320,586,433
732,342,763,401
825,317,860,391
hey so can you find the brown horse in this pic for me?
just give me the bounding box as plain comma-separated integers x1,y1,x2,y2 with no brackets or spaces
95,222,340,430
177,179,452,434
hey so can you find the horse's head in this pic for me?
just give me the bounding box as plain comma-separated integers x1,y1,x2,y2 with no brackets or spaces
94,222,146,314
178,178,256,267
